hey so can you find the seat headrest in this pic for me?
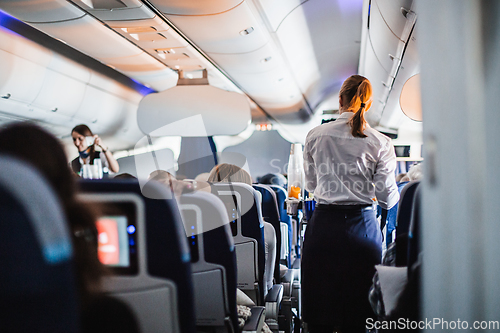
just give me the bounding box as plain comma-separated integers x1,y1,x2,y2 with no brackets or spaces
0,155,73,264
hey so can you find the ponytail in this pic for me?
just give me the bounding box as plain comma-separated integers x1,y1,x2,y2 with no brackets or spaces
340,75,373,138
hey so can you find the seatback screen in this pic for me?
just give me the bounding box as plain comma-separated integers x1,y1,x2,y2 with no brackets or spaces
96,216,130,267
94,202,138,275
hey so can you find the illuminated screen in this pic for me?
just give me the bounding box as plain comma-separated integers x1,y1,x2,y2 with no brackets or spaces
96,216,130,267
220,194,238,236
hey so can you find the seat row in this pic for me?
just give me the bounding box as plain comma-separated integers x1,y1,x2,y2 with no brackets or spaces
0,155,300,333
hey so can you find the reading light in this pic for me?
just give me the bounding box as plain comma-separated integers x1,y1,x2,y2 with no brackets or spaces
240,27,254,35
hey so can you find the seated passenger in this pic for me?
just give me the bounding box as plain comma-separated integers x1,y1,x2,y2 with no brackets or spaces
396,172,407,183
208,163,277,293
0,124,138,333
194,172,210,182
257,173,287,189
70,124,119,176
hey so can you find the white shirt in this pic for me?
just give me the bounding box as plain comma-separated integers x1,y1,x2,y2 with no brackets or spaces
303,112,399,209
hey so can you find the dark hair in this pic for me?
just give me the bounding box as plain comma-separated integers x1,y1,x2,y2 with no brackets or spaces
72,124,97,163
258,173,287,188
0,123,104,301
72,124,93,137
339,75,373,138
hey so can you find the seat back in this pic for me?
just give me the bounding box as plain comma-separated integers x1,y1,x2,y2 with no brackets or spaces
395,181,420,266
0,156,79,333
211,183,266,305
408,187,421,270
179,190,238,332
268,185,293,267
253,184,282,283
79,179,195,333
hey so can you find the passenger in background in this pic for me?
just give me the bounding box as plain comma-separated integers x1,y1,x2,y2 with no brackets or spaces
302,75,399,333
396,172,407,183
149,169,175,187
407,163,423,181
0,123,138,333
70,124,119,175
379,172,410,247
113,173,137,179
208,163,253,184
257,173,287,189
208,163,276,293
194,172,210,182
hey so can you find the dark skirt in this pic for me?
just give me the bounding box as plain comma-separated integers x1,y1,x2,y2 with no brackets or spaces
301,205,382,333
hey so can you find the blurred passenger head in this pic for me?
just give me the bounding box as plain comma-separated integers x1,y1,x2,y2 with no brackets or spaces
208,163,252,185
0,123,76,200
258,173,287,188
396,173,408,183
194,172,210,182
0,123,104,298
149,170,175,183
113,173,136,179
339,75,373,138
407,163,423,181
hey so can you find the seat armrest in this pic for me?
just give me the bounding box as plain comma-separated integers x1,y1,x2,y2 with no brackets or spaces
242,306,265,333
265,284,283,321
281,268,295,283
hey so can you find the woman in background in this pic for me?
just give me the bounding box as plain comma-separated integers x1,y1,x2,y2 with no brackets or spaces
71,124,119,175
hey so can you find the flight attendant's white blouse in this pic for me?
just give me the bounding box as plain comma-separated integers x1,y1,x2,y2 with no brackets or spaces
303,112,399,209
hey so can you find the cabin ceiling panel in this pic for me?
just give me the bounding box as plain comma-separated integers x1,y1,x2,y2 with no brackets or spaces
47,53,92,83
119,68,177,91
274,0,362,110
0,49,46,105
166,2,268,54
206,43,280,74
0,0,85,23
374,0,413,40
368,3,402,74
76,85,130,126
106,16,168,29
103,52,166,72
87,75,142,103
147,0,243,16
31,69,86,118
227,69,303,104
254,0,308,32
30,15,143,59
360,44,389,124
379,28,419,128
75,0,154,21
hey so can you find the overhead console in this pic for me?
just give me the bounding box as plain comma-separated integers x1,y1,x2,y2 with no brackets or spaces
359,0,420,131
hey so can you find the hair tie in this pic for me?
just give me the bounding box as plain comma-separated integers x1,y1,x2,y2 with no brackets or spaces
360,103,366,108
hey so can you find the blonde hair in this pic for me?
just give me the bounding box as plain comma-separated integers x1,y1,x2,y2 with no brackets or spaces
339,75,373,138
208,163,252,185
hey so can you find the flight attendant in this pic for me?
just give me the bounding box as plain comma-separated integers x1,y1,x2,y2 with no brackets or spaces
302,75,399,333
70,124,119,176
